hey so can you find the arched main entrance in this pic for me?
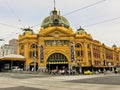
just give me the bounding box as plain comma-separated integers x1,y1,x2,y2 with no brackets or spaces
47,53,68,70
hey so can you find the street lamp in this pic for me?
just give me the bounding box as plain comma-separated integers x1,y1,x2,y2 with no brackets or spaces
33,57,36,73
103,60,106,73
48,62,50,73
11,60,13,71
91,64,94,73
77,60,82,74
33,44,37,73
79,64,82,74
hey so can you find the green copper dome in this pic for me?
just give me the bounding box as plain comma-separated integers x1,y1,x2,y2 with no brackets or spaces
76,27,86,34
41,9,70,28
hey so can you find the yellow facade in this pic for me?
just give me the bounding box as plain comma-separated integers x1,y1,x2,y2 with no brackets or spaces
18,8,120,72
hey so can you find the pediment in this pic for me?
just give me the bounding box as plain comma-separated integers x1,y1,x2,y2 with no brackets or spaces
39,27,74,37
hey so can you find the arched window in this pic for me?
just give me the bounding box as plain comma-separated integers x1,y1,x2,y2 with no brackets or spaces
30,44,38,49
29,44,38,58
20,45,24,56
76,50,83,57
75,43,82,48
87,44,90,49
21,45,24,50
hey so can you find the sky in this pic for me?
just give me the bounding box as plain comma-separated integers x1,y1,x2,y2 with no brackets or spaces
0,0,120,47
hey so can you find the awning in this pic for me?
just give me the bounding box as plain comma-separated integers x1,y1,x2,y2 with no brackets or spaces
0,54,25,61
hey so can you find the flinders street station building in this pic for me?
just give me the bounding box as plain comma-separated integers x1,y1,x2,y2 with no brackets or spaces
18,8,120,72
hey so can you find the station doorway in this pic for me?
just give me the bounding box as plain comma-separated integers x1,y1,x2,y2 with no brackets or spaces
46,53,68,70
47,63,68,70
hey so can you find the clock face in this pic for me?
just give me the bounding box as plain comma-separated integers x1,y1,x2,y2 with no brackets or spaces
54,31,59,37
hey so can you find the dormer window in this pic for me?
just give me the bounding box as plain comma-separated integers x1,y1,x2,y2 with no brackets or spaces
53,10,57,15
53,19,59,25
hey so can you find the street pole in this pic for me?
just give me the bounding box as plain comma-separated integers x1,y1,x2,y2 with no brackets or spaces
49,62,50,73
11,60,13,71
79,64,82,74
79,60,82,74
34,44,37,73
91,64,93,73
103,60,106,73
34,57,36,73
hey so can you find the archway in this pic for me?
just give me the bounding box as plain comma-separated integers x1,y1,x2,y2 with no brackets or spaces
47,53,68,70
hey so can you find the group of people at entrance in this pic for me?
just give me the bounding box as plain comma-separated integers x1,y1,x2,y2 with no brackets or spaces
48,66,76,75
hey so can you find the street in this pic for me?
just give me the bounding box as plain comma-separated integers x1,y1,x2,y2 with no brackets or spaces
0,72,120,90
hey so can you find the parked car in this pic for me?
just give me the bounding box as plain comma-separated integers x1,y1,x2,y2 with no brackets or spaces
84,70,92,75
114,65,120,73
12,66,23,71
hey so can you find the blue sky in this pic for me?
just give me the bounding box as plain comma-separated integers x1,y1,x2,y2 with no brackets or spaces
0,0,120,47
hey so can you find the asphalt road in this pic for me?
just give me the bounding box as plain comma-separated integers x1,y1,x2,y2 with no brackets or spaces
66,75,120,85
0,86,46,90
0,72,51,79
0,72,120,90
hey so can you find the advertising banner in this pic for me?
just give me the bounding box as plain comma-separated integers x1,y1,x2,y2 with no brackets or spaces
40,45,44,63
71,42,75,62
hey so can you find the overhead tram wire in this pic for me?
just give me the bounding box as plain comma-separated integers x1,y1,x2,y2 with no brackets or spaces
0,22,20,29
0,22,24,39
3,0,41,31
2,0,40,33
2,31,22,40
0,21,39,34
1,18,120,46
0,22,40,41
26,0,57,29
1,0,111,32
0,30,23,42
30,24,41,28
83,16,120,27
3,0,25,28
30,0,107,29
0,32,22,45
63,0,107,16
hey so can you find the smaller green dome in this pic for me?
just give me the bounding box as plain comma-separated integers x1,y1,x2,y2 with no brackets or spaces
112,44,117,48
41,9,70,28
76,27,86,34
22,28,34,35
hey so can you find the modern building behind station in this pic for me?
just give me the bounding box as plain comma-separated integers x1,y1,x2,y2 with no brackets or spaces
0,39,18,57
